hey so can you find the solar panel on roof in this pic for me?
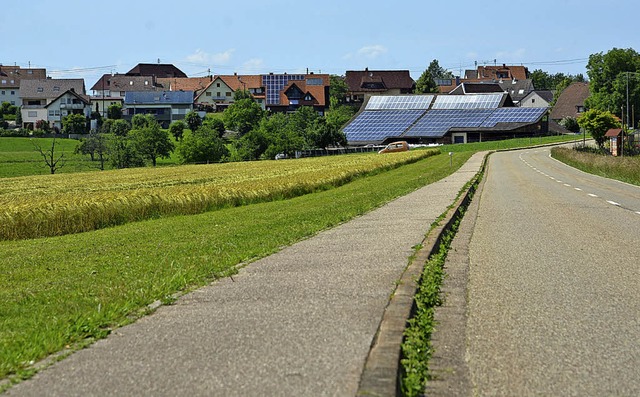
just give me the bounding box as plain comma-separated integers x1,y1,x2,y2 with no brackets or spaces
343,110,425,141
432,94,503,109
365,95,434,110
480,107,547,127
262,74,305,105
403,109,494,138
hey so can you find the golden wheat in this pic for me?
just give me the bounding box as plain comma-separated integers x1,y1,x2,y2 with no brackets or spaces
0,150,437,240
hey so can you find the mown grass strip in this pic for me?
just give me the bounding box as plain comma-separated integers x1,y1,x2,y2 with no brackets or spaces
551,146,640,186
0,150,472,383
0,150,435,241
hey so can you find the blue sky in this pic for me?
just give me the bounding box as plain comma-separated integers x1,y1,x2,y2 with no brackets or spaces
1,0,638,89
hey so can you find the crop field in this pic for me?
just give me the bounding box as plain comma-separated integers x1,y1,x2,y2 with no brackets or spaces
0,150,437,240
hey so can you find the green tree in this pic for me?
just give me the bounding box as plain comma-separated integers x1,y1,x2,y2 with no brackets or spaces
233,89,253,101
107,103,123,120
203,117,226,138
558,116,580,133
577,109,620,150
184,110,202,131
169,120,187,141
177,124,228,164
131,114,156,130
129,119,175,166
110,119,131,137
62,114,88,135
76,130,108,169
329,75,348,104
15,107,22,127
415,59,452,94
585,48,640,127
223,98,264,135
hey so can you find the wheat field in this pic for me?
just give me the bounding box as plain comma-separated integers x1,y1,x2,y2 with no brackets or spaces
0,150,437,240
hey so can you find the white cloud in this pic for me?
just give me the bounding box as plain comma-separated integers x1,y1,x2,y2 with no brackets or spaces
238,58,265,74
186,49,235,65
357,45,388,59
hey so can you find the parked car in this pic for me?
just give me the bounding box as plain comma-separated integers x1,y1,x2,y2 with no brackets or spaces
378,141,409,154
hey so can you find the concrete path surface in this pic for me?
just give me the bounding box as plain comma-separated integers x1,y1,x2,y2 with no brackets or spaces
6,152,486,397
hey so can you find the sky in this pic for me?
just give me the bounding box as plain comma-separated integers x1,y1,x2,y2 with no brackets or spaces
1,0,639,91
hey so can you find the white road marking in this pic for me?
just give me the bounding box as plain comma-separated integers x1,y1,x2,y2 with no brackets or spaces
564,183,571,187
574,187,582,191
607,200,621,206
588,194,598,198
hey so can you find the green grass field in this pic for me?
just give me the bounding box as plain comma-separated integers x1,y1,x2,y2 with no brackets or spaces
551,146,640,186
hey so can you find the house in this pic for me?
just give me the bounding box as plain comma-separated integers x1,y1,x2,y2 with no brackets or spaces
268,73,330,115
44,89,91,130
195,74,264,111
497,79,535,105
520,90,554,108
195,73,330,115
437,64,530,93
345,69,415,105
123,91,193,128
550,82,590,121
19,78,86,129
0,65,47,106
125,63,187,78
90,74,160,117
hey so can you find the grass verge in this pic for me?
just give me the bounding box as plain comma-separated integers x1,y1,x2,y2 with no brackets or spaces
551,146,640,186
0,150,473,385
399,174,479,396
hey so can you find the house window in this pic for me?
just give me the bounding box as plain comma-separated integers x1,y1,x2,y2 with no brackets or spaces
217,92,221,97
576,106,585,113
216,83,220,87
28,70,33,74
49,110,54,116
37,87,43,92
305,94,312,101
206,92,211,96
1,80,6,84
226,92,231,97
53,86,60,91
11,91,15,95
532,98,535,103
1,91,4,95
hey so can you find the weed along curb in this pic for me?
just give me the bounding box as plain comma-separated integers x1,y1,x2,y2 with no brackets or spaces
357,154,487,397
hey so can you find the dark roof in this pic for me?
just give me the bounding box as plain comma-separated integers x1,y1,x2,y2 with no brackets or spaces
44,89,90,108
0,66,47,88
91,74,159,92
19,78,86,99
550,82,590,120
498,79,534,102
535,90,554,103
124,91,194,105
126,63,187,78
449,82,504,94
345,69,415,93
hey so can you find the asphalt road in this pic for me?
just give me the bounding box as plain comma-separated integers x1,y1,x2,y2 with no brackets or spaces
465,147,640,395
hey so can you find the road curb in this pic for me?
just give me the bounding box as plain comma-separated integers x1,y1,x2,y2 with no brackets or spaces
357,153,488,396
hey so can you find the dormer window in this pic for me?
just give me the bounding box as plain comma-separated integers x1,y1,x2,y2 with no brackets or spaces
37,87,43,92
130,81,134,85
53,86,60,91
304,94,312,101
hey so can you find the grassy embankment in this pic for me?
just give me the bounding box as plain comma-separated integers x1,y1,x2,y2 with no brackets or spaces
551,146,640,186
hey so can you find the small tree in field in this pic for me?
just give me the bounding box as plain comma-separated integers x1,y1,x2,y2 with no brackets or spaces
32,137,65,174
130,119,175,166
184,111,202,132
169,120,187,141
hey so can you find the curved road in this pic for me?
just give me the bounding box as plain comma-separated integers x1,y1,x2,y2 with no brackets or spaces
466,147,640,395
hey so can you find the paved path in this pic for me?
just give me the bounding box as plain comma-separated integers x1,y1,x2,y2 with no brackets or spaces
429,147,640,396
7,152,487,397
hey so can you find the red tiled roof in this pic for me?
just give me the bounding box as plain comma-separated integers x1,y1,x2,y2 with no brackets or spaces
605,128,623,137
279,74,329,107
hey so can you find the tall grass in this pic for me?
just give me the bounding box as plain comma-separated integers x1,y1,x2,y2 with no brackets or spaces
551,147,640,186
0,150,437,240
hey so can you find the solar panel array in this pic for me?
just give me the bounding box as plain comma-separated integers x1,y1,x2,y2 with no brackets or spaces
342,110,424,141
343,94,547,142
432,93,503,109
480,107,548,128
262,74,305,105
365,95,434,110
404,109,494,137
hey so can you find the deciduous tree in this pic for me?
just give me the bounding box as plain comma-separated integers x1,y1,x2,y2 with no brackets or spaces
577,109,620,150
